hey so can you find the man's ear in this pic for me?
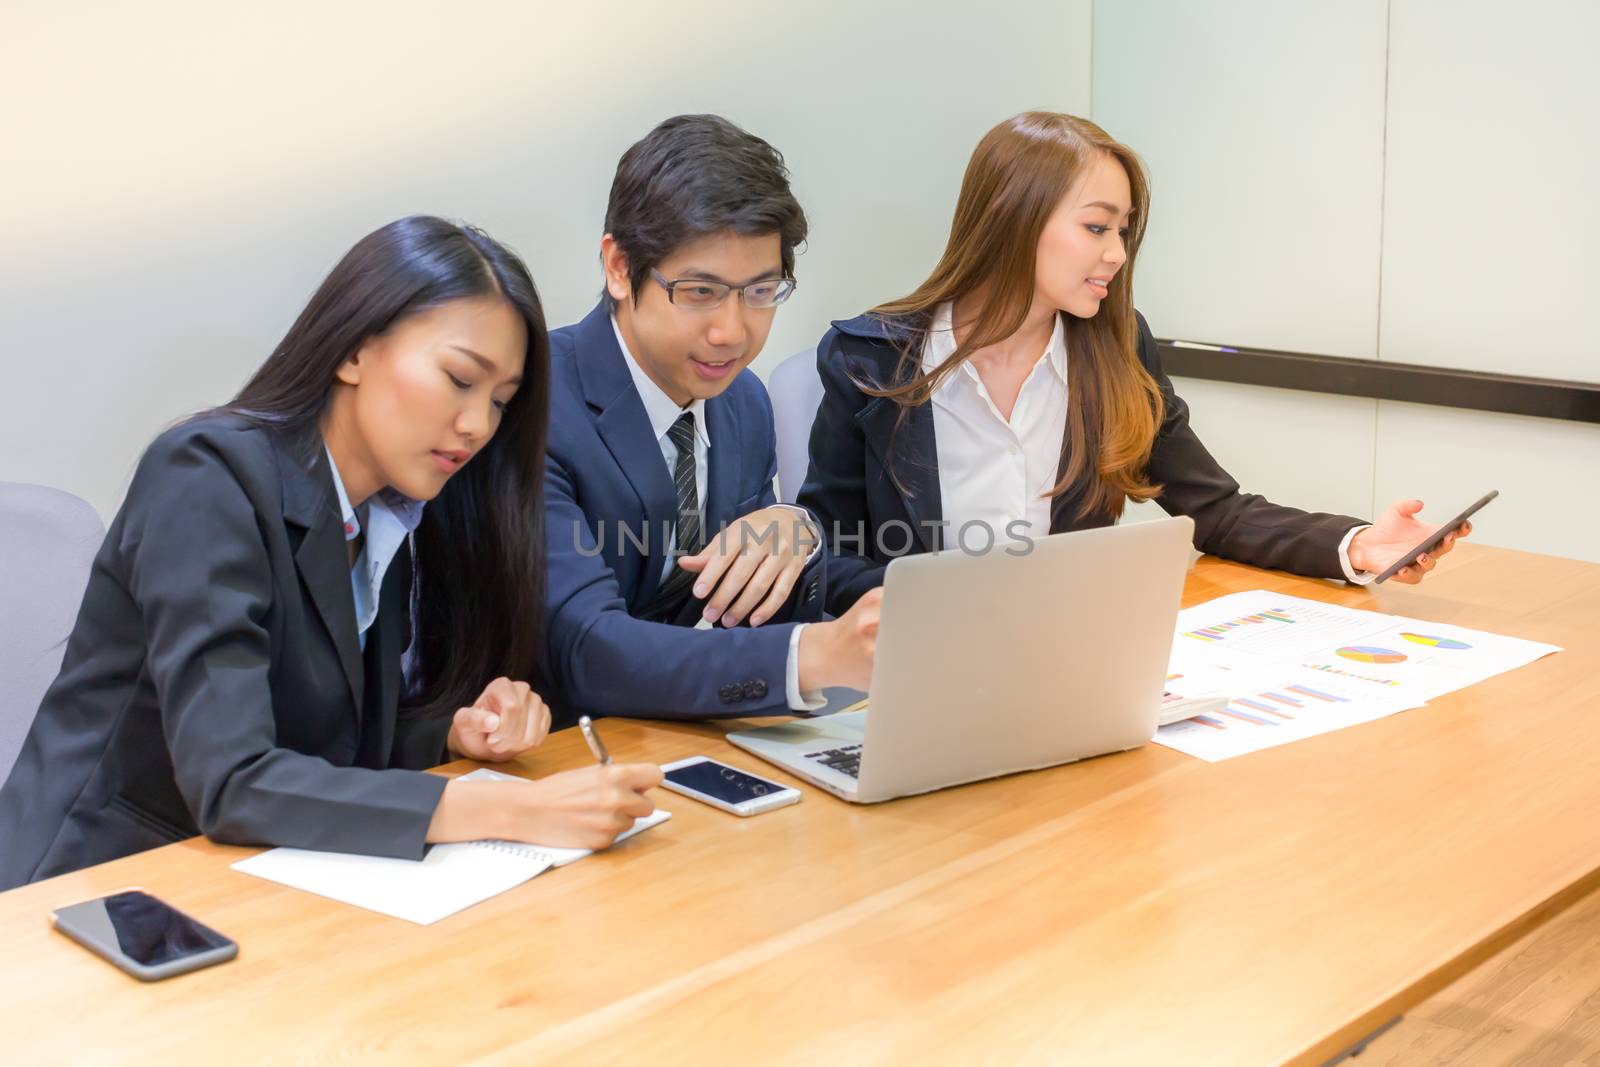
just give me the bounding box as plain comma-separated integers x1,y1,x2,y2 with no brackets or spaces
600,234,633,304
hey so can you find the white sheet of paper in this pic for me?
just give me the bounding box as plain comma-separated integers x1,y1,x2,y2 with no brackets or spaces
231,840,553,925
1153,591,1561,762
231,769,671,923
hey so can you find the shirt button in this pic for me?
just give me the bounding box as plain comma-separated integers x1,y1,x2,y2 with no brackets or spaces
1008,445,1019,456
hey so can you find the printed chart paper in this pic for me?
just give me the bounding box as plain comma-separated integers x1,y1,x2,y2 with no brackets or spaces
1155,591,1560,762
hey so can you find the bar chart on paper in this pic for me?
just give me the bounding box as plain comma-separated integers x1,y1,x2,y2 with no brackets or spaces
1182,606,1297,643
1189,687,1342,730
1157,664,1422,761
1175,596,1392,664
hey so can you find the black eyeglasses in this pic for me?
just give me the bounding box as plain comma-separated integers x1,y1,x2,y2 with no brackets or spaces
650,269,797,310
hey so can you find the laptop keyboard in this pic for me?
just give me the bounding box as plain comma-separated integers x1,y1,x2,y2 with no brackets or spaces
806,744,863,779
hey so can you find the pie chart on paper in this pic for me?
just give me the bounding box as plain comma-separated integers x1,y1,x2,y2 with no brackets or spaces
1399,632,1472,650
1335,646,1408,665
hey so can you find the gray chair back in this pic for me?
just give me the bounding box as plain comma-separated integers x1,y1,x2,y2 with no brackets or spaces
0,482,104,782
768,347,823,504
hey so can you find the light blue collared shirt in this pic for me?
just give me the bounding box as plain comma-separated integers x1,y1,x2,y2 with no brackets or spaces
325,448,425,651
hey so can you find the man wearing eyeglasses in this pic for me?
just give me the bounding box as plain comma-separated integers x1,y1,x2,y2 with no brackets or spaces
541,114,881,727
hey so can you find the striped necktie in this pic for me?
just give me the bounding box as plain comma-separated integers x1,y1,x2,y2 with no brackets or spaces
648,411,704,614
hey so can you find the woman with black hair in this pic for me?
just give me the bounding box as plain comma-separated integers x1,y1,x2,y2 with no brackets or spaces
0,216,661,888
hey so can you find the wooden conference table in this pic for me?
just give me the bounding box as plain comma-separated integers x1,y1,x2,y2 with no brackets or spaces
4,542,1599,1065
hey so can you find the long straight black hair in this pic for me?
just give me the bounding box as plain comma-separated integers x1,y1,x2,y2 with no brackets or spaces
229,215,550,720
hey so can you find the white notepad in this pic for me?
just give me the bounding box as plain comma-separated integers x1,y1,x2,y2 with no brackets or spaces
231,768,670,924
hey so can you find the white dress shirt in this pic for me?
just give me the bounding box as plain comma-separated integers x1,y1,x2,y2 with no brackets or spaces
612,316,711,580
919,303,1374,581
325,448,425,651
611,316,824,710
922,302,1068,549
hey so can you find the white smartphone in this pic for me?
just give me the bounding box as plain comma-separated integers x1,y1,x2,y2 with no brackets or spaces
51,888,237,981
659,756,801,816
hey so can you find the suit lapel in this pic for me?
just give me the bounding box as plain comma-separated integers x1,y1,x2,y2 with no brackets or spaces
574,303,677,606
704,396,741,535
829,330,947,554
857,394,944,552
280,445,365,718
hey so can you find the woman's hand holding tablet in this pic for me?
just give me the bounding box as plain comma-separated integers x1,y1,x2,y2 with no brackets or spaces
1348,492,1496,585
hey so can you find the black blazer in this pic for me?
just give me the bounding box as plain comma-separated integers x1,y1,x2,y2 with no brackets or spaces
0,415,451,889
797,310,1368,615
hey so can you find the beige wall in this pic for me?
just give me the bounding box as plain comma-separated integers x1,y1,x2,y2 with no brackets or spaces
1097,0,1600,562
0,0,1092,517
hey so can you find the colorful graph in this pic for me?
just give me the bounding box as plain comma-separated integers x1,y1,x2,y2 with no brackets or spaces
1215,704,1279,726
1197,684,1352,730
1284,684,1349,703
1336,646,1407,665
1184,607,1296,642
1305,663,1402,687
1400,632,1471,650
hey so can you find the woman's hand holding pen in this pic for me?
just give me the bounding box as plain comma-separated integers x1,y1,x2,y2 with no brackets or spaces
503,764,664,850
500,718,662,850
428,710,662,849
425,764,662,849
446,677,551,762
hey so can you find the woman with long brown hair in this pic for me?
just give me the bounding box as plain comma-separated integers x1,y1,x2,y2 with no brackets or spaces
798,111,1467,614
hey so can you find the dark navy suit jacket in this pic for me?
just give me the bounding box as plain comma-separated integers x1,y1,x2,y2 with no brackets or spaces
542,302,826,726
0,415,450,889
798,309,1367,616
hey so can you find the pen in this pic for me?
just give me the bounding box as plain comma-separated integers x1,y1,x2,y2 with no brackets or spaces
577,715,612,765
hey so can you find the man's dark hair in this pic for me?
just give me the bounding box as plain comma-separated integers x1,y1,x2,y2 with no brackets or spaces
603,114,808,306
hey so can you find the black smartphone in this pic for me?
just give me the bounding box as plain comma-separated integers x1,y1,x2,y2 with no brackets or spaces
51,889,237,981
1374,490,1497,584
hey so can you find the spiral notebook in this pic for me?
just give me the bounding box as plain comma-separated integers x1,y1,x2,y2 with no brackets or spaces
231,769,671,925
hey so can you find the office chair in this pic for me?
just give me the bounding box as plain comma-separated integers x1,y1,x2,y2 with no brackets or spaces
768,347,823,504
0,482,104,782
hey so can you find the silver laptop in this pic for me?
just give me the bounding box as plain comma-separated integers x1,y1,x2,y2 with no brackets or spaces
727,516,1194,802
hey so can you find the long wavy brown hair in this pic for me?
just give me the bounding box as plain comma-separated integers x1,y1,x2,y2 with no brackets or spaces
868,111,1164,521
